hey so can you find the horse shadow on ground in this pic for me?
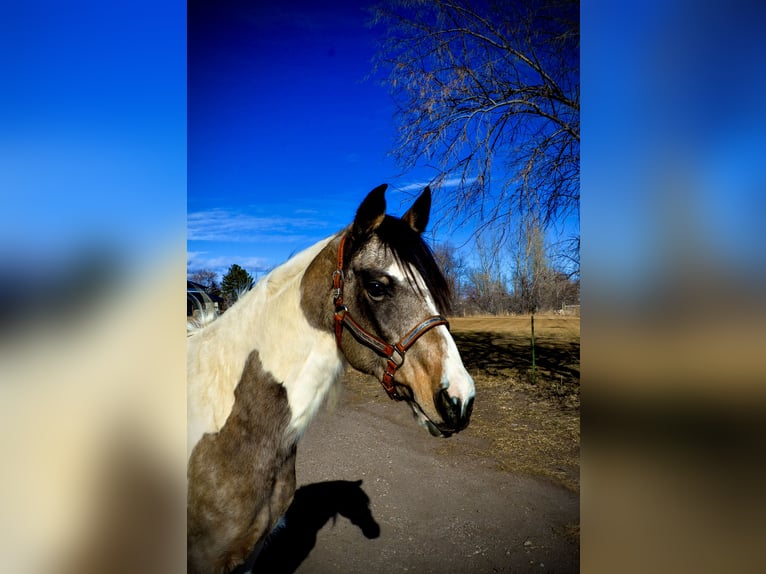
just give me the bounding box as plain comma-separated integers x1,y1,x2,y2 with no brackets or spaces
235,479,380,574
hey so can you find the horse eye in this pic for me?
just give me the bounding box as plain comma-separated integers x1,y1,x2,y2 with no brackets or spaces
365,280,386,301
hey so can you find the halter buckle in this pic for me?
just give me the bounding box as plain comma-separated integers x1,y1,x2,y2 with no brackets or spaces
332,269,344,304
388,346,405,369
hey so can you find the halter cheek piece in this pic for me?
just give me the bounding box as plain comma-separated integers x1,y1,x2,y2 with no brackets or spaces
332,234,449,401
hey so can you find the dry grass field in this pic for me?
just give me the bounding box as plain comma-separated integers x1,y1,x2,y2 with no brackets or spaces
450,315,580,492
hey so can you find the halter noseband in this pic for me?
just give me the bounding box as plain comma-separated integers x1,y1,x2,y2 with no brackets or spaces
332,234,449,401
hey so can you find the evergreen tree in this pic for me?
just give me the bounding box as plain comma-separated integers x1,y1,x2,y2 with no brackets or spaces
221,264,254,305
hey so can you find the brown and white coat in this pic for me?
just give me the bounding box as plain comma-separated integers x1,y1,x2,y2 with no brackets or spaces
187,185,475,573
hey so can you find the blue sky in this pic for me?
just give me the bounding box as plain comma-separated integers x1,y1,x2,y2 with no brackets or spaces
188,1,450,280
187,1,579,282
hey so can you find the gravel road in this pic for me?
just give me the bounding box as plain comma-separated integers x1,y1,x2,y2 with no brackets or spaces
252,382,579,574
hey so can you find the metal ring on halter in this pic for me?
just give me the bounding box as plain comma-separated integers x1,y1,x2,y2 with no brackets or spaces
334,304,348,316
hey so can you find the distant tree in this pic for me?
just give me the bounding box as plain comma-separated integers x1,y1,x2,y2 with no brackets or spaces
189,268,224,304
433,243,467,313
189,269,218,289
370,0,579,267
512,218,547,313
220,264,254,305
463,232,510,315
542,269,579,311
508,217,579,313
465,269,509,315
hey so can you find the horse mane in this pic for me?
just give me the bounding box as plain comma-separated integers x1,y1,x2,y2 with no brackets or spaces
364,215,452,315
187,290,220,336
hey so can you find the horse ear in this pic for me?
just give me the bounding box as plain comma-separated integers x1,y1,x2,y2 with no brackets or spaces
352,184,387,238
402,186,431,233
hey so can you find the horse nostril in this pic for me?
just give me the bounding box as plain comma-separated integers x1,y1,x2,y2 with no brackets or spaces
436,388,461,428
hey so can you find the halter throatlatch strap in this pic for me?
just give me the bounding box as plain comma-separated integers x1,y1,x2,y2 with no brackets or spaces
332,234,449,400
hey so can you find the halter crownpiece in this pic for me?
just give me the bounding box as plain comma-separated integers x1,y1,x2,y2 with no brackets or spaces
332,234,449,400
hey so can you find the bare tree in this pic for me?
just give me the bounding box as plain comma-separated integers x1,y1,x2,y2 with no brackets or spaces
433,242,467,312
370,0,579,265
511,217,547,313
465,231,510,314
189,269,218,289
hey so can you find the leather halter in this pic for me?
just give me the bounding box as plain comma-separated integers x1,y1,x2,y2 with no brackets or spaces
332,234,449,400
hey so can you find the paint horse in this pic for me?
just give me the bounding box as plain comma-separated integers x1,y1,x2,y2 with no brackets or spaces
187,184,476,573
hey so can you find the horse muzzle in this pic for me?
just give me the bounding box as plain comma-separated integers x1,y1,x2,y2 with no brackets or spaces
432,388,474,437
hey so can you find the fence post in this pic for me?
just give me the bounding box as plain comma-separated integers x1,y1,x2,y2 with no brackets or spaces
530,313,536,384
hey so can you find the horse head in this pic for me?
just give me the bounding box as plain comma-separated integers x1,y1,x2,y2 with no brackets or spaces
322,184,475,437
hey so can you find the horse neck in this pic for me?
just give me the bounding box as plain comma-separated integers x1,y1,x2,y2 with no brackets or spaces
187,235,344,454
241,235,345,437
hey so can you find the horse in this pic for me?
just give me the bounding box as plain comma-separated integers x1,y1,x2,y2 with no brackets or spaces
187,184,476,573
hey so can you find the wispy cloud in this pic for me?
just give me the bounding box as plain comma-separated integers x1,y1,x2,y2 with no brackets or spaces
187,208,331,242
397,176,477,193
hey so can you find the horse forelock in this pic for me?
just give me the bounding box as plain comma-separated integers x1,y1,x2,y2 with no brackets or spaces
348,216,451,314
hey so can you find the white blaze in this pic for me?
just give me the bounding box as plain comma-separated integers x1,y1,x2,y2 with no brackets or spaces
385,260,476,411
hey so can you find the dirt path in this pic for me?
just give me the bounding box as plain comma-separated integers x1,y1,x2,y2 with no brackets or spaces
253,376,579,574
